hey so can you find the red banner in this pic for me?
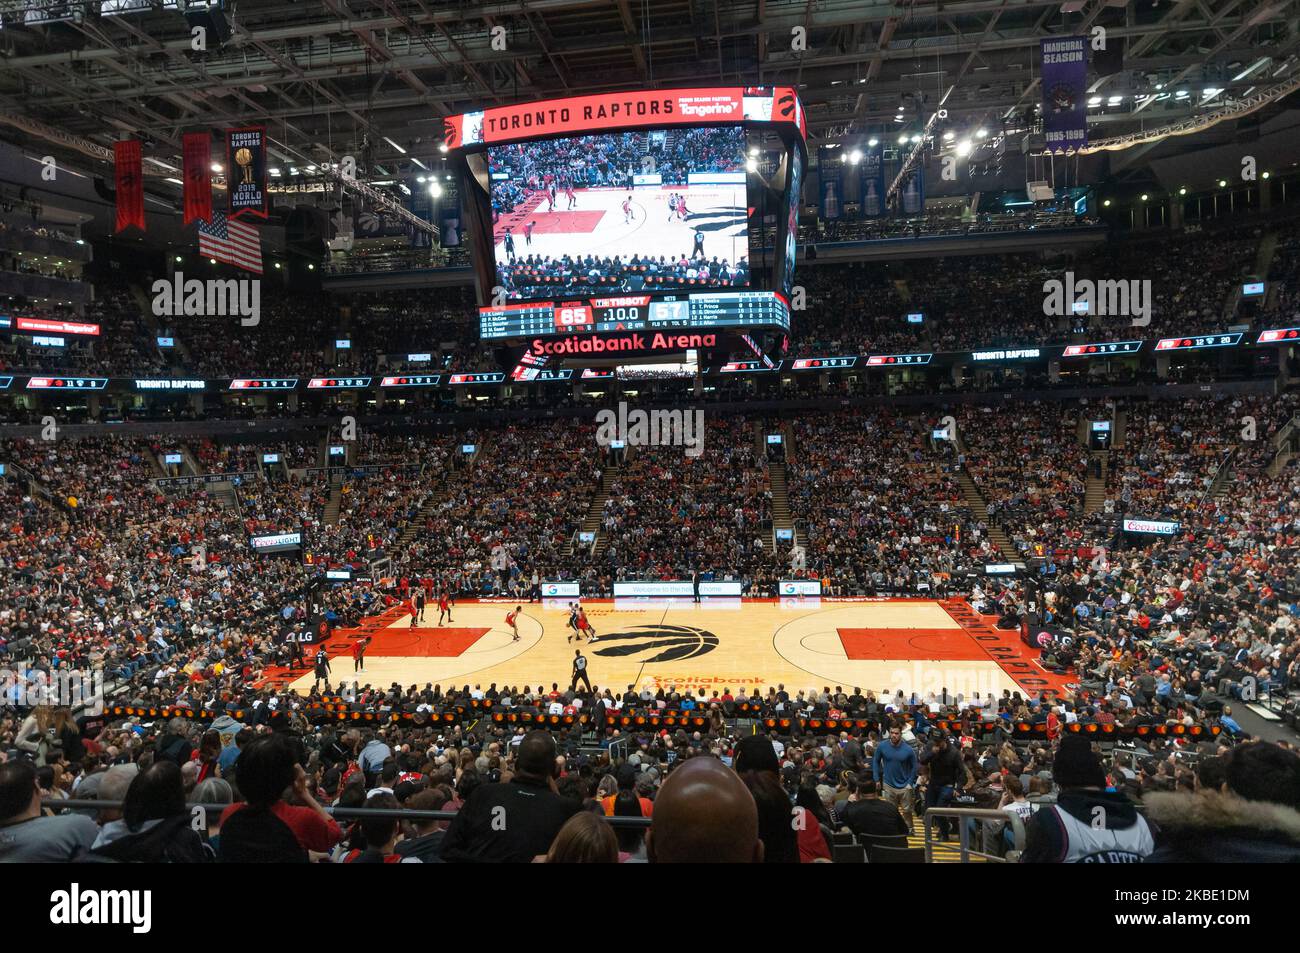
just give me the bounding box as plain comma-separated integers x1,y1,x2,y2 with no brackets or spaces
182,132,212,226
113,139,145,233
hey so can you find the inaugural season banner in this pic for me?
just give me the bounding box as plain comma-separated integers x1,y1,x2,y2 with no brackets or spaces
113,139,145,233
182,132,212,226
1040,36,1089,152
858,139,885,218
817,146,842,220
226,126,268,219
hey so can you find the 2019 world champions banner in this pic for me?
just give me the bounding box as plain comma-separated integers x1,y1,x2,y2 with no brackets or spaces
226,126,268,219
1040,36,1089,152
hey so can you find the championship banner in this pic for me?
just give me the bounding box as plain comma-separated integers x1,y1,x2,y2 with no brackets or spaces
898,163,924,217
182,132,212,226
817,146,842,220
226,126,268,219
858,139,885,218
405,190,434,250
438,178,462,249
113,139,145,233
1040,37,1089,152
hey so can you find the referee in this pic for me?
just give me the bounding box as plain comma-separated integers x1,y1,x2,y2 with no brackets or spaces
571,649,592,693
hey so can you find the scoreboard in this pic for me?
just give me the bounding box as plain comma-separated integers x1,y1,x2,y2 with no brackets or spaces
479,291,790,341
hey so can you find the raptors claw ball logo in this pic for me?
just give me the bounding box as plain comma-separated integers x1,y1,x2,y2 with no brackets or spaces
442,119,458,148
591,624,719,663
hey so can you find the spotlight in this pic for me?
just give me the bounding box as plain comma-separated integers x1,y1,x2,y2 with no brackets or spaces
955,140,972,157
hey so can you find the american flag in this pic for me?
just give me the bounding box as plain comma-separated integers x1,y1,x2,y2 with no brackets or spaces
198,212,262,275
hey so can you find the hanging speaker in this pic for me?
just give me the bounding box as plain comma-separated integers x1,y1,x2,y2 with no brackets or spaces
1093,37,1125,76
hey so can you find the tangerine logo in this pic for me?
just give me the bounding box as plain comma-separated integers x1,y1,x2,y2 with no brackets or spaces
591,625,719,663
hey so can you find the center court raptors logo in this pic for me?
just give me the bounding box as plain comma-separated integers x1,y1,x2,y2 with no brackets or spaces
591,625,719,663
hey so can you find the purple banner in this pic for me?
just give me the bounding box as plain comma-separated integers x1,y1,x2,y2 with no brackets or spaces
1040,36,1088,152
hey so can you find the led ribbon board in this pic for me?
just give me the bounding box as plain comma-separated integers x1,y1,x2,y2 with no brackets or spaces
444,86,806,149
379,375,442,387
865,353,932,366
229,378,298,390
1154,333,1242,352
26,377,108,390
1061,341,1143,357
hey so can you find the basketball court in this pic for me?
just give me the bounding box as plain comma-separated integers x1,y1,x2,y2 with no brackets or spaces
278,597,1070,701
492,185,749,268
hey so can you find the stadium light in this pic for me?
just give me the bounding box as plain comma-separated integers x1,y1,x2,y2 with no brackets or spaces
1140,193,1149,201
274,262,282,270
910,134,921,143
209,258,216,265
868,138,879,147
1103,199,1112,207
1179,187,1187,195
210,163,222,173
745,158,759,172
438,142,449,153
1218,179,1227,188
1263,171,1271,179
848,149,863,163
975,128,988,138
956,139,972,157
174,256,182,263
898,134,909,145
428,181,444,197
308,264,315,271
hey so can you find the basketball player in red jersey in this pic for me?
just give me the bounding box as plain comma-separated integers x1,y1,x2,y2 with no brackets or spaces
565,182,576,209
524,220,536,247
437,591,452,626
677,195,689,221
577,607,597,644
506,606,521,642
622,195,634,223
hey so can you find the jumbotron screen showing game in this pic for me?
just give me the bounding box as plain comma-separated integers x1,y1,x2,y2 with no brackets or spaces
486,126,750,301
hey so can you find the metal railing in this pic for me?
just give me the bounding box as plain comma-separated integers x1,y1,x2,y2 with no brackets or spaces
921,806,1026,864
42,799,653,828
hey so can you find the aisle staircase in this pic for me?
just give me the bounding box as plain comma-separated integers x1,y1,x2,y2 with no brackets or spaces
323,486,344,526
572,467,618,557
956,470,1013,557
768,460,798,546
1084,451,1109,515
396,440,485,547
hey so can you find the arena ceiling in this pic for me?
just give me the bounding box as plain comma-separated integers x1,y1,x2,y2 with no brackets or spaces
0,0,1297,198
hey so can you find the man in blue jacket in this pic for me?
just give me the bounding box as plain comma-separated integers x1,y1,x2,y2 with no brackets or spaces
872,724,919,831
